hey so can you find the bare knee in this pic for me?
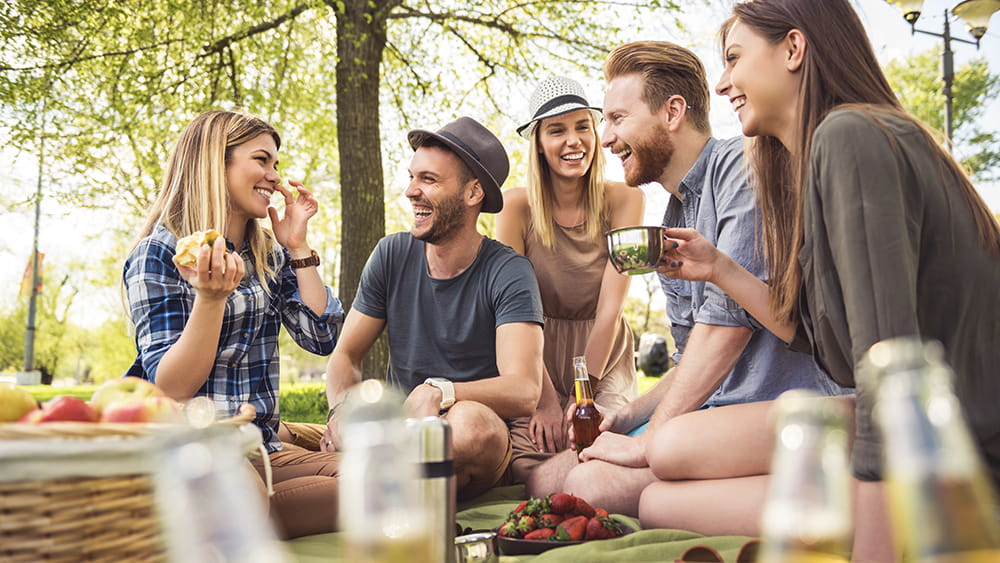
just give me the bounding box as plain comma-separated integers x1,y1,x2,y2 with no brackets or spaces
645,417,699,481
445,401,508,485
447,401,507,457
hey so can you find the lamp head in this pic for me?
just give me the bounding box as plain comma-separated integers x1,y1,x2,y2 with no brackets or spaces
953,0,1000,41
887,0,925,25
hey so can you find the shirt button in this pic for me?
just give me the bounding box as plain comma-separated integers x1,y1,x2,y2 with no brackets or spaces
242,332,250,339
229,396,237,402
247,296,254,302
229,362,236,368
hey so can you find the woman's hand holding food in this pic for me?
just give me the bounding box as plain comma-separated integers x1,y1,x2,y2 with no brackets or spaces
173,234,245,301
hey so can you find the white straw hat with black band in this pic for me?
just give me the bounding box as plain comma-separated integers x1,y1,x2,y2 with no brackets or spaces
516,76,603,139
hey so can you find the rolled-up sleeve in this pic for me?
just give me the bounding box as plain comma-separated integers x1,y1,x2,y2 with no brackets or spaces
694,139,761,331
276,253,344,356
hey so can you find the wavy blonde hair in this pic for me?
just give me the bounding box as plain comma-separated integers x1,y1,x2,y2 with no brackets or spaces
132,109,281,291
527,111,608,248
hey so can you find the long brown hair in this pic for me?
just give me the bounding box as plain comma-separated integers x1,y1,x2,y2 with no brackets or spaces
724,0,1000,323
131,110,282,291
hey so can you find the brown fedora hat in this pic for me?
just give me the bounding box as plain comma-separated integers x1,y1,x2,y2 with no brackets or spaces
407,116,509,214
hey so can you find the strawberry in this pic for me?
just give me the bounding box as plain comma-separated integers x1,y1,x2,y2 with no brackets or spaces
574,496,596,518
528,496,551,516
523,528,557,541
548,492,577,515
512,500,529,516
516,515,537,534
584,515,623,540
499,520,521,538
538,513,564,528
553,515,588,541
595,508,609,518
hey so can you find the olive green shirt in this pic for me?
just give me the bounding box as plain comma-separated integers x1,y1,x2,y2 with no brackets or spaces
797,108,1000,486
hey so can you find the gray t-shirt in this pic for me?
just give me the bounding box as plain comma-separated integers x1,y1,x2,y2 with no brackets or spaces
660,136,844,405
353,233,544,393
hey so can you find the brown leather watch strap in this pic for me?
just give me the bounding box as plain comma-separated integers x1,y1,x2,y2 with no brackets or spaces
289,249,320,269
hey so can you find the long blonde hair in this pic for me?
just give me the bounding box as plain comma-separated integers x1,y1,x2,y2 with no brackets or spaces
725,0,1000,323
132,109,282,290
526,111,608,248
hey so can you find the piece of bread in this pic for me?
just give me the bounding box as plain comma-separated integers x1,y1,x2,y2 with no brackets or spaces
174,229,223,267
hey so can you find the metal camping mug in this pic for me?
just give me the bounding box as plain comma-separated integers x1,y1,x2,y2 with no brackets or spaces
407,416,456,563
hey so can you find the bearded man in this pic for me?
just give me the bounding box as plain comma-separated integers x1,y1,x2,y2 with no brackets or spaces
525,41,847,514
323,117,545,499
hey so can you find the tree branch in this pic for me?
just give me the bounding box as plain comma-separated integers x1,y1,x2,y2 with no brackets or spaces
201,2,315,56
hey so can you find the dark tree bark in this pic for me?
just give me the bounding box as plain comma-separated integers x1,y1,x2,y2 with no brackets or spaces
332,0,395,379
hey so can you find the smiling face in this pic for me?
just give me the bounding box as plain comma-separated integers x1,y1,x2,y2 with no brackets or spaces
716,19,801,145
406,145,475,245
536,109,596,181
602,73,673,187
226,133,280,225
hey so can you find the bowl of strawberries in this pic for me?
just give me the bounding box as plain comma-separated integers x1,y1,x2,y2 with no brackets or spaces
495,493,631,555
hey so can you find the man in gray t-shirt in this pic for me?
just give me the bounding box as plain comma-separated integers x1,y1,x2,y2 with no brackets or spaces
323,117,545,499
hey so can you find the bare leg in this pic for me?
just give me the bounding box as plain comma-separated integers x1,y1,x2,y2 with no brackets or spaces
525,450,578,498
445,401,509,495
647,396,855,480
646,400,778,480
562,460,657,517
639,475,769,536
851,480,895,562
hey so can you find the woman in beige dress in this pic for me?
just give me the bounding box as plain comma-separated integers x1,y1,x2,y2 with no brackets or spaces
497,76,645,454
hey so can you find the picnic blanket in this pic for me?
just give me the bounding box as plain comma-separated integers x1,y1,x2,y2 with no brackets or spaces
282,485,760,562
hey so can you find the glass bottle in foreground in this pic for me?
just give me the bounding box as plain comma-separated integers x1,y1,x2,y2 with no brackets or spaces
758,389,852,563
571,356,603,453
339,380,433,563
860,337,1000,563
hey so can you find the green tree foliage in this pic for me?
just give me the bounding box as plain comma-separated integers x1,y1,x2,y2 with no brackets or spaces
1,0,684,379
884,49,1000,182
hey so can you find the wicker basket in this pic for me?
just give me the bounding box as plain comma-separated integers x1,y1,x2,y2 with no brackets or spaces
0,413,258,562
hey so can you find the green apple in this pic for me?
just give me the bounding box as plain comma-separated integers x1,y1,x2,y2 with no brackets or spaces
0,382,39,422
90,376,165,416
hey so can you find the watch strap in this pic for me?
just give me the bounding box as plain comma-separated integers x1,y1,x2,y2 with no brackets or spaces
423,377,456,411
289,249,320,269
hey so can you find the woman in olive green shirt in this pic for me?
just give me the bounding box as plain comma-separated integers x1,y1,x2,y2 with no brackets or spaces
641,0,1000,560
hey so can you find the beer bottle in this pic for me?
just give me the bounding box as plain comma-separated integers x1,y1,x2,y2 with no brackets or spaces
860,337,1000,563
571,356,602,452
758,389,852,563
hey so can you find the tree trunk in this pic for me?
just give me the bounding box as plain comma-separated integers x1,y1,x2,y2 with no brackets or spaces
334,0,390,380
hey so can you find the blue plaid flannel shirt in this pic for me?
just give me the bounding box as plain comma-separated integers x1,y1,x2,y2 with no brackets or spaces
124,225,343,452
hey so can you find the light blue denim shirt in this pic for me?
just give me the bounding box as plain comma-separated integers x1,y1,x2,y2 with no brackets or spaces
659,137,845,405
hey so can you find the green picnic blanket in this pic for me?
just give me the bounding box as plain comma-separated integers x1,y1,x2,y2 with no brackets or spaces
282,486,759,562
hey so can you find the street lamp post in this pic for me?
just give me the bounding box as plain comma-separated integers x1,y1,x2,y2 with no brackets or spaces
886,0,1000,151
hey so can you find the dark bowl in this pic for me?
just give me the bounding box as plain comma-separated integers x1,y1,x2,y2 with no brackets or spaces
497,521,634,555
606,226,665,275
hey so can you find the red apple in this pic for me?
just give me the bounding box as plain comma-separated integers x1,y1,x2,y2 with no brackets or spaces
90,376,164,416
101,396,182,423
0,382,40,422
18,395,98,423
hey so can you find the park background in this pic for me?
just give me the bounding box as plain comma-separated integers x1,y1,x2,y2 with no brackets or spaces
1,0,998,388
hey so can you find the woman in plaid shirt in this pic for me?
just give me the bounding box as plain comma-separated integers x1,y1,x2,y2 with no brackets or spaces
124,110,344,538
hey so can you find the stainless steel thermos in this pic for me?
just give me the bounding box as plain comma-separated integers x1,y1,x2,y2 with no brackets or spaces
408,416,456,563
